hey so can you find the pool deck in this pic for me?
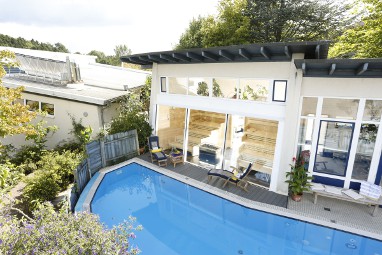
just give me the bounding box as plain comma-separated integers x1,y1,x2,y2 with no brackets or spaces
137,154,382,241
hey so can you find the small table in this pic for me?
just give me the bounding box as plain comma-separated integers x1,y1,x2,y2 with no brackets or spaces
169,152,184,167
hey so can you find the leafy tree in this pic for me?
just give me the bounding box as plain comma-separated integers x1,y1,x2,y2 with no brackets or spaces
0,34,69,52
329,0,382,58
0,202,141,254
0,50,38,145
212,79,223,97
176,16,206,49
115,44,132,59
176,0,351,49
197,81,209,96
88,44,132,66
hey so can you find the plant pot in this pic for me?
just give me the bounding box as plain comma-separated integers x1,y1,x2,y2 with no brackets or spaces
291,193,303,202
139,147,145,154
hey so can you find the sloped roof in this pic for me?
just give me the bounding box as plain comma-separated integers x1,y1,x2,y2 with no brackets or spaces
121,41,330,66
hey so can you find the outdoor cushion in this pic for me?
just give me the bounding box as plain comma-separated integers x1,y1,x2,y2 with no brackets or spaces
153,151,167,160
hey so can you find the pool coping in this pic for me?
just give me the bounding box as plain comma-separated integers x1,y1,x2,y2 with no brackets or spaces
80,158,382,241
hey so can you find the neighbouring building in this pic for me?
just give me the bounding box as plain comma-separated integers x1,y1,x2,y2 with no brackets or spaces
121,41,382,195
1,47,150,149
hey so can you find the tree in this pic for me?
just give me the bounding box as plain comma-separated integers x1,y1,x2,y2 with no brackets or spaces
88,44,132,66
176,0,351,49
176,16,206,49
329,0,382,58
0,34,69,53
0,50,38,145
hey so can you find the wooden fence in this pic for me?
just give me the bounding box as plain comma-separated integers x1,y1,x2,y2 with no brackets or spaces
73,129,139,195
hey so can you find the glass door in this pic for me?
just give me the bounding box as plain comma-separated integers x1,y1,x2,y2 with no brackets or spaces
314,121,354,176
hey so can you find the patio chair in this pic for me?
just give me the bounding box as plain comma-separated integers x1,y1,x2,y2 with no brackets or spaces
207,162,253,191
148,136,167,167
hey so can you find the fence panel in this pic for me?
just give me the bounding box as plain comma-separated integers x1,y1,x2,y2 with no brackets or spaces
74,159,90,194
74,129,139,199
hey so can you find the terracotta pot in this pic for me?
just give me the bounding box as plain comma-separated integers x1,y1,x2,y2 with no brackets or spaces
291,194,303,202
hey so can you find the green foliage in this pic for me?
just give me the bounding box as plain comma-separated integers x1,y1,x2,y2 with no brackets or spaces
0,34,69,52
176,0,350,49
23,151,81,209
108,93,153,149
197,81,209,96
285,157,313,196
88,44,132,66
68,114,93,150
0,162,23,191
241,85,268,100
329,0,382,58
0,202,141,254
212,79,223,97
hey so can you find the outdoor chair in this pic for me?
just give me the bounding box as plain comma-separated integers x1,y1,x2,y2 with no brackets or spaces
207,162,253,191
148,136,167,167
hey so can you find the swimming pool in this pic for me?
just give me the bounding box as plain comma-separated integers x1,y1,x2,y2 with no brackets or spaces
84,162,382,255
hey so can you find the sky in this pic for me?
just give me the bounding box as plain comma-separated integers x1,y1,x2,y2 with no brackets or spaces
0,0,219,55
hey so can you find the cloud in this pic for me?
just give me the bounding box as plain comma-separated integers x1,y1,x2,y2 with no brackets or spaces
0,0,133,27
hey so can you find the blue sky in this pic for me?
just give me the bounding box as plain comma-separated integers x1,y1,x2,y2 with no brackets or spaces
0,0,219,54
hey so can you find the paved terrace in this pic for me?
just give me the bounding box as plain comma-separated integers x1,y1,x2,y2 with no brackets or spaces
137,153,382,241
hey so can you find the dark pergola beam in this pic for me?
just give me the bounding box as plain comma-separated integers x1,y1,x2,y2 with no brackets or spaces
284,46,291,58
172,53,191,62
315,45,320,59
329,63,336,75
219,50,234,61
356,63,369,75
139,56,150,63
302,63,307,75
260,46,271,59
128,57,149,65
186,52,204,61
239,48,251,60
148,55,164,63
160,54,177,62
202,51,219,61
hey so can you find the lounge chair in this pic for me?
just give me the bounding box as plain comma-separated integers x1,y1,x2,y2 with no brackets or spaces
207,162,253,191
148,136,167,167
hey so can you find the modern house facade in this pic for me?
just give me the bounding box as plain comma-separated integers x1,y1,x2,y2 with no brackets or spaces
1,47,150,149
121,41,382,195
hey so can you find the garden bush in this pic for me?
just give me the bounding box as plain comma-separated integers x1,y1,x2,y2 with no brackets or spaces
23,150,82,209
0,202,141,255
0,162,24,192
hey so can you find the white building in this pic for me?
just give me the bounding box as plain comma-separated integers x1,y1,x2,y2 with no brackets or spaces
121,41,382,195
1,47,150,149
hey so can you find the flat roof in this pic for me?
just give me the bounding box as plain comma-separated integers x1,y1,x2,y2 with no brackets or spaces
121,41,330,66
294,59,382,78
2,77,129,105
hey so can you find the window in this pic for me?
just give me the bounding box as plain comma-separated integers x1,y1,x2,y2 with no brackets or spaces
212,78,237,99
26,100,39,112
168,77,187,95
321,98,359,120
314,121,354,176
272,80,287,102
301,97,318,117
239,79,269,102
41,102,55,116
160,77,167,93
188,77,210,96
363,100,382,121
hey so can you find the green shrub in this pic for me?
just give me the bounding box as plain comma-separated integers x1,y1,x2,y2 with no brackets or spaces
0,162,24,192
23,150,82,209
23,171,60,209
37,150,81,189
0,202,141,254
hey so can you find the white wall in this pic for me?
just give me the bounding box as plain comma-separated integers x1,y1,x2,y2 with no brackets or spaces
150,60,304,194
0,93,119,149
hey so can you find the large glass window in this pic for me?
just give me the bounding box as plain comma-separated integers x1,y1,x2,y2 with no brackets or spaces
157,105,186,154
239,79,269,102
352,124,379,181
301,97,318,117
321,98,359,120
212,78,237,99
168,77,188,95
363,100,382,121
314,121,354,176
297,118,315,166
188,78,210,96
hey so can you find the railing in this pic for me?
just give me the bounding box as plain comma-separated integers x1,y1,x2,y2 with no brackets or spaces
73,129,139,196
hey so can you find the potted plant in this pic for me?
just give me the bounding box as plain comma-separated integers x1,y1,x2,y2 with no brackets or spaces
285,156,313,202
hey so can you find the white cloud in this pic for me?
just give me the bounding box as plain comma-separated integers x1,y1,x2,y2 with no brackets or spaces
0,0,219,54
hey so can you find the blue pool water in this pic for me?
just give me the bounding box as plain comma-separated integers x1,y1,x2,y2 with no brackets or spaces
90,163,382,255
